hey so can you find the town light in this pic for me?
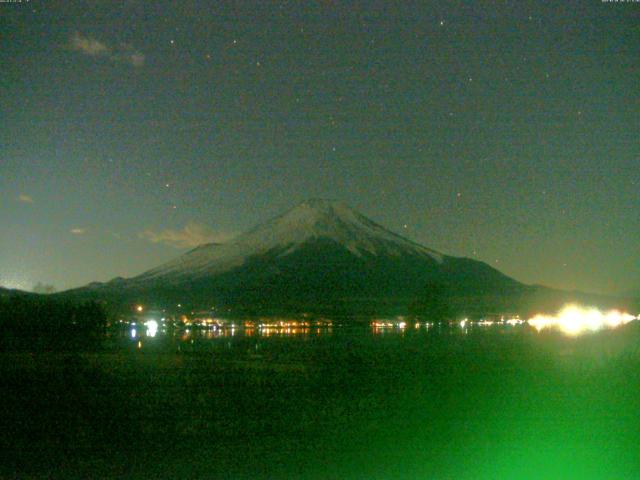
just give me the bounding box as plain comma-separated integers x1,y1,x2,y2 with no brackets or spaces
528,305,635,336
145,319,158,337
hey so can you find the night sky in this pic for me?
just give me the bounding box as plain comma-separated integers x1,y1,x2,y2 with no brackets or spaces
1,0,638,295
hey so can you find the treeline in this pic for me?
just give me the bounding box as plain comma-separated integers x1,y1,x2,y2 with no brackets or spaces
0,295,107,351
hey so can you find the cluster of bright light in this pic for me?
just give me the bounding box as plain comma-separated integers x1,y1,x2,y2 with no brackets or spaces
371,317,407,329
372,320,394,328
528,305,636,336
505,318,524,326
459,317,524,328
144,319,158,337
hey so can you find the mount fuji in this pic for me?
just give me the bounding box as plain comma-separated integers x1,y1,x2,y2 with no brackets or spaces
63,199,528,316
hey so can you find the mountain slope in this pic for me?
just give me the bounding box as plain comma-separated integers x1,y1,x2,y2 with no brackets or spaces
62,199,526,315
134,199,444,283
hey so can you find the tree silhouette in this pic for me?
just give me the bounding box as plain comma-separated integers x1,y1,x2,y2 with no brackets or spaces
33,282,57,294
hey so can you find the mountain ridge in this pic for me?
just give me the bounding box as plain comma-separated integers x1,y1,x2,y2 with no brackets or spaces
56,199,633,317
133,199,445,283
54,199,528,316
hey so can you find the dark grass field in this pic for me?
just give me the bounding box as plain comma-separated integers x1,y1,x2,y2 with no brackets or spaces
1,325,640,479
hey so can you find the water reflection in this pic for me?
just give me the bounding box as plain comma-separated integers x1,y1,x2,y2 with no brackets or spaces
122,306,637,346
126,319,336,344
369,308,636,337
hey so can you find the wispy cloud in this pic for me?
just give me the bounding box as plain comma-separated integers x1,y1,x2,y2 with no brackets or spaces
139,222,233,249
127,51,146,67
115,43,146,67
70,32,110,56
18,194,34,204
70,228,86,235
69,32,145,67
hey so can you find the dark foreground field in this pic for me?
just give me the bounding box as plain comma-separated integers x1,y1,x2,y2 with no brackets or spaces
1,325,640,479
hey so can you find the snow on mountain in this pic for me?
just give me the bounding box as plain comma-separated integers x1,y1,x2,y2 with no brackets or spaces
135,199,443,282
58,200,625,316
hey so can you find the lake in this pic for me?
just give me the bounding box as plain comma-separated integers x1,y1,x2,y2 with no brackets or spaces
1,321,639,479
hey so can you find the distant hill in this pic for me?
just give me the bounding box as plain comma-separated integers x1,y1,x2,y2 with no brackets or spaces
57,199,632,317
0,288,106,351
0,287,35,298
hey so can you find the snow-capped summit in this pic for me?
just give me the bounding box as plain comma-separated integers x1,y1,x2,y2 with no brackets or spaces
239,198,442,260
135,198,443,282
56,199,620,317
64,198,524,315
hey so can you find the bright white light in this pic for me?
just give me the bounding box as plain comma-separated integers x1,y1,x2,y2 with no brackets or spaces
459,319,467,328
130,328,137,338
528,305,635,336
398,322,407,329
145,319,158,337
